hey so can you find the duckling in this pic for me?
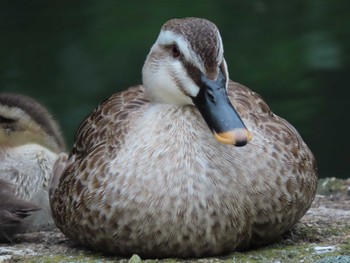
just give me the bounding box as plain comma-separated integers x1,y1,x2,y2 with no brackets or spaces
0,179,40,242
50,18,317,258
0,93,65,232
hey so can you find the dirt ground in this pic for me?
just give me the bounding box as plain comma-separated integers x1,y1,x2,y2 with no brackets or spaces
0,178,349,263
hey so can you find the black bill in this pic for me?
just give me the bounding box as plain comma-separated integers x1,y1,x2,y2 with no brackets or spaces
192,70,252,146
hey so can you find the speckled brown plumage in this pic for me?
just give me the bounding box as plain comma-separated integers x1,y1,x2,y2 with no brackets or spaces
50,17,317,258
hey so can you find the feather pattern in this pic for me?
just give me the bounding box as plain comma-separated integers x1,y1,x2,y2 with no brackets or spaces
50,18,317,258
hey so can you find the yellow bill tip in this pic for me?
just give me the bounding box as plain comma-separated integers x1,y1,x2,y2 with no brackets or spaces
214,129,252,146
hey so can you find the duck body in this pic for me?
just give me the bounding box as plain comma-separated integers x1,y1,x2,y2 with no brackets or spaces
50,18,317,258
51,84,317,257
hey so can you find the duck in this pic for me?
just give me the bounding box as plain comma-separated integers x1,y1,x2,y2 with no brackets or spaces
50,17,317,258
0,179,40,242
0,93,65,232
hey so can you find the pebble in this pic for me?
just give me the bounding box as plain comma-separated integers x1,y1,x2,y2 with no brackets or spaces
316,256,350,263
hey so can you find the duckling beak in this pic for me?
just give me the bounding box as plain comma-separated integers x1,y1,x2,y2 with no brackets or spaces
192,71,252,146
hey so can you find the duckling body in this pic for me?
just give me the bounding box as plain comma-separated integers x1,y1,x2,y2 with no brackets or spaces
50,18,317,258
0,179,40,242
0,93,65,232
0,143,58,230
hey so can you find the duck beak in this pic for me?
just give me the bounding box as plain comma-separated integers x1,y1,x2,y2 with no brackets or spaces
192,71,252,146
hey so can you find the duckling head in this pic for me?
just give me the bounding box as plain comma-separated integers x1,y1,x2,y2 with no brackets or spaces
142,17,252,146
0,93,65,153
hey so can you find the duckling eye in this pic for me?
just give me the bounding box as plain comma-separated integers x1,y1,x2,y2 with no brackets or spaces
0,115,15,124
172,44,180,58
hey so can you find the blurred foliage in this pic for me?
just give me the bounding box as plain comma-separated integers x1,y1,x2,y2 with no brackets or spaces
0,0,349,178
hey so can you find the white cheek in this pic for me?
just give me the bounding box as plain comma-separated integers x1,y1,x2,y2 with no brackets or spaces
184,79,200,98
170,61,200,98
222,59,229,88
143,59,199,106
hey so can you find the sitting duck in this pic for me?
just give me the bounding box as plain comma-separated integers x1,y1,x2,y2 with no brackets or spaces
0,93,65,233
50,18,317,258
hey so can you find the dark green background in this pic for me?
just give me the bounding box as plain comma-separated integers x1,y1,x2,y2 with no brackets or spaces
1,1,349,178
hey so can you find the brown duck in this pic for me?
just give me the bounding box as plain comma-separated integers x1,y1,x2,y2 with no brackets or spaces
50,17,317,258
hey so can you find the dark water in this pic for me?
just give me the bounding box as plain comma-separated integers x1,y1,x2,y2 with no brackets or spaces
1,1,349,178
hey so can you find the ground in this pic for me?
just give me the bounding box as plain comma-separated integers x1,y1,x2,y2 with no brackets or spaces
0,178,349,263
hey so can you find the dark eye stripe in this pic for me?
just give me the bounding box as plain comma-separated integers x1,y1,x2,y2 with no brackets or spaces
183,61,201,87
168,69,189,98
0,115,16,124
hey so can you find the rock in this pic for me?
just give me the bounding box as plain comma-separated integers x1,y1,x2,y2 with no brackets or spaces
316,256,350,263
128,254,142,263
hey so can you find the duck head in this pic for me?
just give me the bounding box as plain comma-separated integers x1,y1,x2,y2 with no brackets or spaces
142,18,252,146
0,93,65,153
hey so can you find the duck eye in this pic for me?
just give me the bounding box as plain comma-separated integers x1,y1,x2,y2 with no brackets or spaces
172,44,180,58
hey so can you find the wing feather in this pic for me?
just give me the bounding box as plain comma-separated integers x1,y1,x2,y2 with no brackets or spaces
71,85,149,159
